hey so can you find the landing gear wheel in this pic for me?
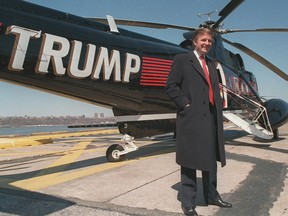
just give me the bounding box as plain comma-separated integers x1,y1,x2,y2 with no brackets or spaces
273,129,279,139
106,144,125,162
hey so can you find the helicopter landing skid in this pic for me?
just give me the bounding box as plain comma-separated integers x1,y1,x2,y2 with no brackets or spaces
106,134,139,162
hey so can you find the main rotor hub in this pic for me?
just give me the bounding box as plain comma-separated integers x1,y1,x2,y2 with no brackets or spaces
199,21,216,29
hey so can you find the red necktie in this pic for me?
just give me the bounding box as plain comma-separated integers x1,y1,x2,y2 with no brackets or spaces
200,55,214,105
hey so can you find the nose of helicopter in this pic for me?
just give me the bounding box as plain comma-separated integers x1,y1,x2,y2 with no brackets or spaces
264,98,288,129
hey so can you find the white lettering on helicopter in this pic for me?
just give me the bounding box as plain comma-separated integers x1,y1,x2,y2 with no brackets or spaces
6,25,141,82
7,26,41,71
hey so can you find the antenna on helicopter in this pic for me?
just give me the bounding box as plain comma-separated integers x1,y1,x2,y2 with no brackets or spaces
197,10,219,21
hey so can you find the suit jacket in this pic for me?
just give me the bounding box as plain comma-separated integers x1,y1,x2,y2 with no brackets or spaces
166,51,226,171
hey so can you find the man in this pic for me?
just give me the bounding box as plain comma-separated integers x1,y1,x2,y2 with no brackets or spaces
166,28,232,216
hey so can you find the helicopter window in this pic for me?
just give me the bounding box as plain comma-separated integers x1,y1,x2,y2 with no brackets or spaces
250,74,256,83
180,39,193,50
216,69,222,84
235,54,244,70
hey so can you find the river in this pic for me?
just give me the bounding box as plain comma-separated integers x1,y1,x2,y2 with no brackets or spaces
0,125,96,136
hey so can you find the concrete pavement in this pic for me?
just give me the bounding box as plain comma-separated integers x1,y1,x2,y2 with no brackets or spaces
0,123,287,216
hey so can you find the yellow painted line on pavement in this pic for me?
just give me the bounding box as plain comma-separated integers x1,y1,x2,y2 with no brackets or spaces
10,140,92,190
11,160,133,191
36,141,91,177
0,143,109,190
7,143,174,191
0,147,105,157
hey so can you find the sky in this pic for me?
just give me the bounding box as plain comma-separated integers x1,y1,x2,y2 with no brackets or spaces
0,0,287,117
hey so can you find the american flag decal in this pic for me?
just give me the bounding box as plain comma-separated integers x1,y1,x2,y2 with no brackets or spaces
140,56,172,87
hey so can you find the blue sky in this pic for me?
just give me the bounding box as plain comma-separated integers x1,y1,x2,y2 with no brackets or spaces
1,0,287,117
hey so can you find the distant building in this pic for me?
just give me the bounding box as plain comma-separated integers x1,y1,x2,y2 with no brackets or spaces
100,113,105,118
94,113,98,118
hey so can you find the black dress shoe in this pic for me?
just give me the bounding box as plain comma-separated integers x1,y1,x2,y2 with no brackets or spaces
181,206,198,216
209,199,232,208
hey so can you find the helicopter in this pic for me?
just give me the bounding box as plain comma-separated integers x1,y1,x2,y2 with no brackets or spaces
0,0,287,162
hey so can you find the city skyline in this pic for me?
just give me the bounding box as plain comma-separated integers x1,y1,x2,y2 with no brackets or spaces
0,112,112,118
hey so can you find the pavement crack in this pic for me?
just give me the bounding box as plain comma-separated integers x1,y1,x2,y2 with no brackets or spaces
107,168,180,202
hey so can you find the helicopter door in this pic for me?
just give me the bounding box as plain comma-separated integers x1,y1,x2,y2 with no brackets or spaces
215,62,228,109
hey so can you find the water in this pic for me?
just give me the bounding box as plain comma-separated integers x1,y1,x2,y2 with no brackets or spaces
0,125,94,136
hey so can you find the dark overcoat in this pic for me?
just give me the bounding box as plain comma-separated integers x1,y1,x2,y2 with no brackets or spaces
166,51,226,171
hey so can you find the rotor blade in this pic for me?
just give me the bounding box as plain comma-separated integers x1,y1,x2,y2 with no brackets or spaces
213,0,245,29
222,28,288,34
88,17,197,31
222,38,288,81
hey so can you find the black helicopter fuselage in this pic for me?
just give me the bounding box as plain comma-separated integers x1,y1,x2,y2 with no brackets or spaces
0,0,286,139
0,0,185,137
